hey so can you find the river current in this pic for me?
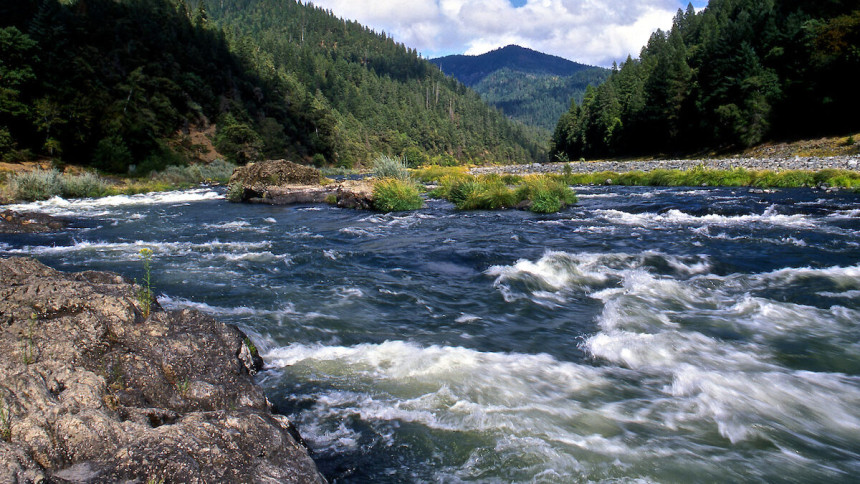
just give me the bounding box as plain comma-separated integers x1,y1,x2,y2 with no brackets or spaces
3,185,859,482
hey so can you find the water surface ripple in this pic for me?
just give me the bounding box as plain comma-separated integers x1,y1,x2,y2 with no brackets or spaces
3,186,859,483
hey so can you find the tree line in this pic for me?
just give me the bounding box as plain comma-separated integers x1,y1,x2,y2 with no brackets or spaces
551,0,860,160
205,0,547,166
0,0,546,174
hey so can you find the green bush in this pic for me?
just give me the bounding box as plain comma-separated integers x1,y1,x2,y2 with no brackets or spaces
150,159,236,185
372,178,423,212
8,169,62,200
372,154,409,180
226,183,244,202
61,172,111,198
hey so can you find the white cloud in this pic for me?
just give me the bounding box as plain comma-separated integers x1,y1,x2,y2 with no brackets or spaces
309,0,688,66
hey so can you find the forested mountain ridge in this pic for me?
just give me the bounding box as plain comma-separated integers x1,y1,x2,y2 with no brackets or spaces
204,0,548,166
432,45,610,132
432,45,596,86
552,0,860,160
0,0,547,172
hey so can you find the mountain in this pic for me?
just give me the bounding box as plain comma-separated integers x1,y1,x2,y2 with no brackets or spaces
432,45,609,132
552,1,860,159
432,45,594,86
0,0,547,172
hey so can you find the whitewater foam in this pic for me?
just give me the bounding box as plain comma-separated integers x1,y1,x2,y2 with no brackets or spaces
4,239,273,260
5,188,222,217
596,205,815,229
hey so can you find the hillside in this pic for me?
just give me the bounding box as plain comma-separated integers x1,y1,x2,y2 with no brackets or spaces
0,0,547,172
0,0,323,173
432,45,609,131
202,0,548,166
552,1,860,160
432,45,594,86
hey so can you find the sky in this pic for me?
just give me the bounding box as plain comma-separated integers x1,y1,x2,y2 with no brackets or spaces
308,0,710,67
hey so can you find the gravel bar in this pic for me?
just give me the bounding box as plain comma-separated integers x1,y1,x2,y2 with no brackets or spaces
471,155,860,176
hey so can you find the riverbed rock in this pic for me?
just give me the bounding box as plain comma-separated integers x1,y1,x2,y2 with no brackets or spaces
0,210,66,234
228,159,374,208
229,159,323,188
0,257,326,484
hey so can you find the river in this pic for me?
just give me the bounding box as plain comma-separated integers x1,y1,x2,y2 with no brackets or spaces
3,185,859,482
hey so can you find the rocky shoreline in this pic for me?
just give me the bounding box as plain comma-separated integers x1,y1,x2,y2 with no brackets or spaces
471,155,860,176
0,257,326,483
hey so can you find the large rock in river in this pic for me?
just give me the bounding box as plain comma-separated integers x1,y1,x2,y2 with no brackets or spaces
229,159,323,188
228,159,373,209
0,257,326,484
0,210,66,234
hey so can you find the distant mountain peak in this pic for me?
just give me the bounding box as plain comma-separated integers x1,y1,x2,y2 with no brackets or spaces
431,45,594,86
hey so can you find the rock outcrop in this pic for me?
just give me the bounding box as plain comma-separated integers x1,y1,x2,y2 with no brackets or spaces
0,210,66,234
227,160,373,209
0,257,326,484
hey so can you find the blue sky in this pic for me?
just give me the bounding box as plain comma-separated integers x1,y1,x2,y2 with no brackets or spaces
309,1,712,66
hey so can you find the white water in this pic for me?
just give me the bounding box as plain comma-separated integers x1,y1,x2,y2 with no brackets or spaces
5,185,859,482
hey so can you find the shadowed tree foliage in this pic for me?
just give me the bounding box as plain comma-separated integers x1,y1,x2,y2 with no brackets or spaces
0,0,546,171
552,0,860,160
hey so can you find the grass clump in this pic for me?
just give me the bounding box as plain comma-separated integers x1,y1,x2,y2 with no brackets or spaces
433,174,576,213
373,178,424,212
412,165,468,183
516,175,578,213
372,154,410,180
136,248,155,319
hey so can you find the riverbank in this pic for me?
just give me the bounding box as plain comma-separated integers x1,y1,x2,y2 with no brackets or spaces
0,257,326,483
471,154,860,176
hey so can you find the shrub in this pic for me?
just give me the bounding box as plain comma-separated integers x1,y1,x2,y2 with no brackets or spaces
226,183,244,202
150,159,236,185
846,135,855,146
61,172,111,198
372,154,409,180
137,248,155,319
8,169,62,200
373,178,423,212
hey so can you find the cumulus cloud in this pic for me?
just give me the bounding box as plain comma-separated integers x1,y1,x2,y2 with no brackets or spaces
309,0,698,66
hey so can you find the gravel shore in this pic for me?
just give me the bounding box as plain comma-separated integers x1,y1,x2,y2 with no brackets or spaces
471,155,860,176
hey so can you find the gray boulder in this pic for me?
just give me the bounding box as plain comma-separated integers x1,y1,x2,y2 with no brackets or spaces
0,257,326,484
